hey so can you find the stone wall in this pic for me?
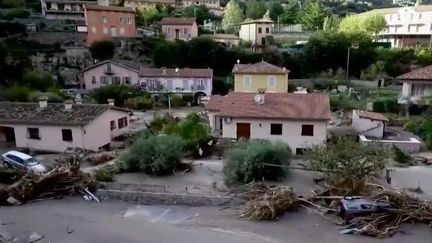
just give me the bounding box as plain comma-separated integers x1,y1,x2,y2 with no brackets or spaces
96,189,242,206
359,135,421,153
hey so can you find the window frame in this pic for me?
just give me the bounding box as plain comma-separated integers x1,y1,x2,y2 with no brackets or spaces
270,123,282,135
61,129,73,142
258,27,262,33
91,76,96,84
27,128,40,140
243,75,251,88
118,117,128,129
268,75,276,88
266,27,269,33
100,76,107,84
102,16,107,23
127,17,132,24
110,120,116,131
301,124,314,136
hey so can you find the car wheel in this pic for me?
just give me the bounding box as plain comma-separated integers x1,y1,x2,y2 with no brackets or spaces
3,162,12,168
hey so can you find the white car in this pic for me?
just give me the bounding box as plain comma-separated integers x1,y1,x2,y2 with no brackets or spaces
1,151,47,175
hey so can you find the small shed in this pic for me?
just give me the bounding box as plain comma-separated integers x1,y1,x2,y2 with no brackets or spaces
352,110,388,139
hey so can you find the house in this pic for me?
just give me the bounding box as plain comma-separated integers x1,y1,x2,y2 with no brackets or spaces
0,98,130,153
396,64,432,104
139,67,213,96
124,0,176,9
84,5,136,45
352,110,388,139
232,61,289,93
82,59,141,90
206,92,331,154
239,13,274,52
363,4,432,48
160,17,198,41
199,34,240,47
40,0,104,20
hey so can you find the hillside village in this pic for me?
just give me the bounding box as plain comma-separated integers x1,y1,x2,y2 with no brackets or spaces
2,0,432,242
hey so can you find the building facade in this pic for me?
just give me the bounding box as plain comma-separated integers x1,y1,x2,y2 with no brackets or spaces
82,59,140,89
368,5,432,47
206,92,330,154
84,5,136,45
160,17,198,41
352,110,388,139
396,63,432,104
0,99,130,152
232,61,289,93
41,0,106,20
239,15,273,52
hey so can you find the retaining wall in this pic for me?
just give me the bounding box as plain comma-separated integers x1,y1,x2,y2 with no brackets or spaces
359,135,421,153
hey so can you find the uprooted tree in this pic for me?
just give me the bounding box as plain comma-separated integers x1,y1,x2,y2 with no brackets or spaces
307,137,390,194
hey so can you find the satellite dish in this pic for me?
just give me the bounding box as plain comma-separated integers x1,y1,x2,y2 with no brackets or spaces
254,94,262,104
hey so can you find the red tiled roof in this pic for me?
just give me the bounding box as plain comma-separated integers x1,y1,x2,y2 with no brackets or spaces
355,110,388,122
396,64,432,81
84,5,135,13
160,17,196,25
139,68,212,78
232,61,288,74
206,92,331,120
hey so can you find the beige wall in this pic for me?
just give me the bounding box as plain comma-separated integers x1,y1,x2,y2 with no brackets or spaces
162,22,198,41
234,73,288,92
221,118,327,153
84,62,140,90
239,22,272,46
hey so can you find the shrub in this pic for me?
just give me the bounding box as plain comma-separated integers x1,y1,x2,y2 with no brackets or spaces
223,140,292,185
6,85,30,102
91,84,148,106
384,99,399,113
392,146,412,164
122,135,185,175
20,70,54,91
94,168,114,182
125,96,153,110
373,100,386,112
28,91,64,103
171,94,184,107
182,94,194,104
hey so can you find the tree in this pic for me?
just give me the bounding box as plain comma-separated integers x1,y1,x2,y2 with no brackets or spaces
363,14,387,36
323,15,340,31
90,84,148,106
267,2,284,21
222,0,245,33
301,0,327,31
89,40,116,60
339,13,386,37
182,4,218,25
20,70,54,91
278,2,300,24
245,0,266,20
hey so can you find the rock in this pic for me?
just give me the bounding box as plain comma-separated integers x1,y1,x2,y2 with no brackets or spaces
12,232,44,243
0,226,13,241
6,197,21,206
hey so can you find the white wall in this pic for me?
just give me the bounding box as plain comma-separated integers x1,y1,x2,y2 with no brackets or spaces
352,111,385,138
84,62,140,90
239,23,256,43
382,8,432,36
400,82,432,104
139,77,212,96
221,118,327,153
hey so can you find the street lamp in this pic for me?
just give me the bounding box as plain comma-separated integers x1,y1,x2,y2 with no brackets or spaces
346,43,359,80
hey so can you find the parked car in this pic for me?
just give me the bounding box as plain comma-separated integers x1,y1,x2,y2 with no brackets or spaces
1,151,47,175
339,197,391,220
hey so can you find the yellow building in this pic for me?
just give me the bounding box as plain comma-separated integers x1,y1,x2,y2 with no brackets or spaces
232,61,289,93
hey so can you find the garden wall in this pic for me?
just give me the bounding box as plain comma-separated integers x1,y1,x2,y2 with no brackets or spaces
359,135,422,153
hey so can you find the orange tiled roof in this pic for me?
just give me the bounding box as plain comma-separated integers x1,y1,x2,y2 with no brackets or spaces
355,110,388,122
396,64,432,81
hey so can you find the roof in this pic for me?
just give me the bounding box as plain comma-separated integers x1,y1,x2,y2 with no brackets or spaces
139,68,213,78
160,17,196,25
130,0,175,3
396,64,432,81
200,34,240,40
232,61,288,74
205,92,331,120
355,110,388,122
82,59,141,73
84,5,135,13
240,17,274,25
362,5,432,15
0,102,129,126
3,150,32,160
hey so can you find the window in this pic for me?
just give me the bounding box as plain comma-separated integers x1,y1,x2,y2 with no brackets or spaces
102,16,107,23
243,76,251,88
412,84,425,96
419,13,422,19
184,28,188,34
296,148,307,155
266,27,269,33
389,15,392,21
100,76,107,84
110,120,116,131
123,76,131,84
61,129,73,142
258,27,262,33
111,27,117,37
27,128,40,140
91,76,96,84
91,26,97,33
301,125,314,136
270,124,282,135
268,76,276,88
398,14,400,20
103,27,108,34
113,76,121,84
127,17,132,24
118,117,128,129
119,17,124,24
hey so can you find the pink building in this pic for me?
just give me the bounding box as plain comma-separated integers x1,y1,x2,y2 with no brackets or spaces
160,17,198,41
84,5,136,46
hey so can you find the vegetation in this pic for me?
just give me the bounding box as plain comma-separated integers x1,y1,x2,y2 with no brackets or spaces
89,40,116,60
245,0,266,19
339,13,386,37
403,118,432,149
122,134,185,175
222,0,244,33
6,85,31,102
224,140,292,185
171,94,184,107
182,4,219,25
90,84,148,107
301,0,327,31
94,168,115,182
125,96,153,110
393,146,413,165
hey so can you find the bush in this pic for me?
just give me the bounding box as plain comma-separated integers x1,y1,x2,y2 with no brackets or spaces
20,70,54,91
182,94,194,104
171,95,184,107
4,9,30,20
223,140,292,185
91,84,148,106
6,85,30,102
122,135,185,175
94,168,114,182
392,146,412,164
373,100,386,112
125,96,153,110
28,91,64,103
384,99,399,113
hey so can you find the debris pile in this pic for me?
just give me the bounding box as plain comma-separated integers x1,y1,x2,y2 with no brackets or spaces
0,152,98,205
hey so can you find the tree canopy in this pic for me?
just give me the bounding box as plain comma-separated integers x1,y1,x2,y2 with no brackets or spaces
301,0,327,31
339,13,386,36
182,4,219,25
222,0,245,33
245,0,266,19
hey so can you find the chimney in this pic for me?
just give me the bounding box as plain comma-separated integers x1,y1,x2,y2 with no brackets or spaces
38,96,48,109
74,98,82,105
162,67,166,75
175,68,179,73
283,67,286,72
254,89,266,105
64,100,73,111
107,99,115,106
